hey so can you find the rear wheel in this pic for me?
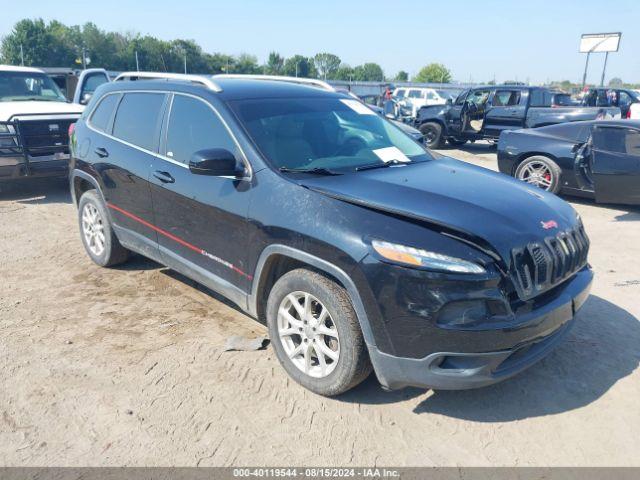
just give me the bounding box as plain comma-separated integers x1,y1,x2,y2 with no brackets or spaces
266,269,372,396
515,156,562,194
419,122,445,149
78,190,129,267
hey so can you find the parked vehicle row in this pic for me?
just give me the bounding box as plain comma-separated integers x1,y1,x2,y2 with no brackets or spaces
414,86,621,148
68,73,592,396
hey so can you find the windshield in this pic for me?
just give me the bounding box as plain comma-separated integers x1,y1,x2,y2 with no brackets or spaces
0,71,67,102
230,97,431,172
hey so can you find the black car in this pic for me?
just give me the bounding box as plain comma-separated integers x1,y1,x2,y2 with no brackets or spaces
69,73,593,396
415,85,620,149
498,120,640,205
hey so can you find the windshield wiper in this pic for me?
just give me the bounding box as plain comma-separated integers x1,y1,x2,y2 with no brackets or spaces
279,167,341,175
356,160,408,171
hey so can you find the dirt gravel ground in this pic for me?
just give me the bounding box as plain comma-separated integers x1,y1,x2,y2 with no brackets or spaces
1,145,639,467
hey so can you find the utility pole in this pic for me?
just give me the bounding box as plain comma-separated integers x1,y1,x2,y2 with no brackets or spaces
295,62,298,78
184,54,187,74
581,51,591,89
600,51,609,86
20,44,25,66
135,51,140,71
81,47,87,69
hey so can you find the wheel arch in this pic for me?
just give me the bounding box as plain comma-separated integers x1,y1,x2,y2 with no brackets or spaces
71,170,105,206
248,245,377,348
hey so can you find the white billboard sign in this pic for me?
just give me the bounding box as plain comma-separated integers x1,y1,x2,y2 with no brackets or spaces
580,33,621,53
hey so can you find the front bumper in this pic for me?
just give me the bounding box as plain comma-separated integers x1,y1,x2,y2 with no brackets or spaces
368,267,593,390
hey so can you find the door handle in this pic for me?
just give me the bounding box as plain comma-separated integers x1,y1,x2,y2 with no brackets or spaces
94,147,109,158
153,170,175,184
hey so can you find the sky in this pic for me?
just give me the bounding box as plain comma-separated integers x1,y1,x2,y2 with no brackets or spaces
1,0,638,84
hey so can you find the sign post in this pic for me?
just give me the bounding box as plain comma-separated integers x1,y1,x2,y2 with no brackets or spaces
579,32,621,89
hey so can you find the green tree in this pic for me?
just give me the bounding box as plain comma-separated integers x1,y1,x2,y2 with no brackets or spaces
608,77,623,87
313,52,341,80
394,70,409,82
265,51,284,75
353,63,384,81
205,52,235,74
333,65,354,81
1,18,74,66
413,63,451,83
282,55,316,77
234,53,260,74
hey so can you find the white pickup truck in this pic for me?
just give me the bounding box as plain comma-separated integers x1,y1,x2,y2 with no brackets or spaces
0,65,108,181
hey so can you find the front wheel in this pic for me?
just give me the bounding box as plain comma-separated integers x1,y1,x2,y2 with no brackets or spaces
266,269,372,396
515,156,562,194
419,122,445,149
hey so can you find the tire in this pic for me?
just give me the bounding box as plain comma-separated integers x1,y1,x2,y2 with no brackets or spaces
514,155,562,194
266,268,372,396
447,138,467,147
419,122,445,149
78,190,129,267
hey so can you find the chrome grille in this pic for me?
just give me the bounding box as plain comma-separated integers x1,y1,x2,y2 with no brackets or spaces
511,224,589,300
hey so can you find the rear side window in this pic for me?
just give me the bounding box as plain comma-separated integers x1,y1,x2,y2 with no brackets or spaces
112,93,165,151
89,94,119,132
407,90,423,98
493,90,521,106
593,127,640,155
165,95,238,164
530,90,547,107
394,89,406,99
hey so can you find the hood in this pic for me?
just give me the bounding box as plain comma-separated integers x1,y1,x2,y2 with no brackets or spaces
299,157,579,265
0,101,84,122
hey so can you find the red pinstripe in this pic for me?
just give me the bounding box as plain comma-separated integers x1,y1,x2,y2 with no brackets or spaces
107,202,253,280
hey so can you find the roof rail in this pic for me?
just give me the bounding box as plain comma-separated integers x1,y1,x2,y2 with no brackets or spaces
213,74,335,92
114,72,222,92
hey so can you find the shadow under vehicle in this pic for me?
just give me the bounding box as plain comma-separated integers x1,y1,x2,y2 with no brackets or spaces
498,120,640,205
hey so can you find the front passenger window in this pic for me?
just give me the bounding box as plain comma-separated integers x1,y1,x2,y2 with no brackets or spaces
165,95,239,164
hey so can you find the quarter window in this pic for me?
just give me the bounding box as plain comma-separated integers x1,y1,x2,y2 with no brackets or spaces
394,89,406,99
593,127,640,155
112,93,165,151
407,90,423,98
165,95,238,164
89,94,119,133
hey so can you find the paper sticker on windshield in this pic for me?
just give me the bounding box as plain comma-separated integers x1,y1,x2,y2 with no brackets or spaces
340,99,376,115
373,147,411,163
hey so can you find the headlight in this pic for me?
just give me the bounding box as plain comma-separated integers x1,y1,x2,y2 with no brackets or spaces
371,239,486,274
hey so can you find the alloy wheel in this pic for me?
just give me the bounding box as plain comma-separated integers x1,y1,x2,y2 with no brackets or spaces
518,161,553,190
82,203,106,256
277,291,340,378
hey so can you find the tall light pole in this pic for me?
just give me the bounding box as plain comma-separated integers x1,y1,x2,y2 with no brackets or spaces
135,51,140,71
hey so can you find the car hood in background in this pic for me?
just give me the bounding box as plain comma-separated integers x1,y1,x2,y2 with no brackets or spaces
299,157,578,264
0,101,84,121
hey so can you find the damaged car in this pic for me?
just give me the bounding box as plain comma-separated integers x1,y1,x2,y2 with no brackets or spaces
498,120,640,205
69,73,593,396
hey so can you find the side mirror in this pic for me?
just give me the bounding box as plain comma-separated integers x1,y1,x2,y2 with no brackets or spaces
189,148,243,177
80,92,93,105
446,98,453,105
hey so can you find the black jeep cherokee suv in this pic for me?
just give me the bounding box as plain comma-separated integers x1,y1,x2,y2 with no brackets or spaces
69,74,593,396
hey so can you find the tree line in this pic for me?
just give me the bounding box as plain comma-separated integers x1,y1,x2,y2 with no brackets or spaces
0,19,453,83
